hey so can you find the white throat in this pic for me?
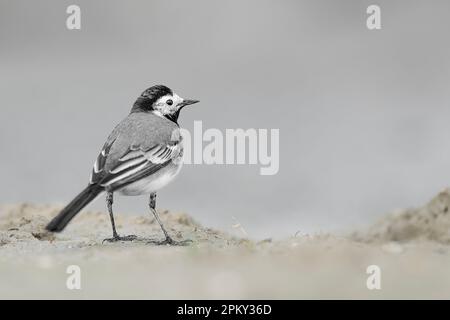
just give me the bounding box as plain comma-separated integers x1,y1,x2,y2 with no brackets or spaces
152,110,165,118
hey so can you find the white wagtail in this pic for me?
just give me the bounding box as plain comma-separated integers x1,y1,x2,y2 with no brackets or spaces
46,85,199,245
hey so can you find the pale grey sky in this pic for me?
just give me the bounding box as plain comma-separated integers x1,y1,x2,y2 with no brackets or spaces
1,0,450,238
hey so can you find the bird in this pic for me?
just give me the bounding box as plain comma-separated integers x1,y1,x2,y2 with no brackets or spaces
46,85,199,245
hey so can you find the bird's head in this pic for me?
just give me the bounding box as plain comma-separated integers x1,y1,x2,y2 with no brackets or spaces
131,85,199,123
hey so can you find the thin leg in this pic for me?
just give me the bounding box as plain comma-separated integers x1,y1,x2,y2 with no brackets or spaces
107,192,119,238
103,192,137,243
148,193,191,246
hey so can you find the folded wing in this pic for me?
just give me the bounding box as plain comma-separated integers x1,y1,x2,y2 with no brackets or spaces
90,142,182,191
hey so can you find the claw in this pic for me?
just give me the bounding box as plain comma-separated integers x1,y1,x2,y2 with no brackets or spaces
147,237,193,246
102,234,138,243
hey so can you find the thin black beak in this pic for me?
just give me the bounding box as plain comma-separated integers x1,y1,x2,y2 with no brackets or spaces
179,99,200,108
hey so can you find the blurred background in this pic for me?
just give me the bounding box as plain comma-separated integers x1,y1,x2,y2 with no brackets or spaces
1,0,450,238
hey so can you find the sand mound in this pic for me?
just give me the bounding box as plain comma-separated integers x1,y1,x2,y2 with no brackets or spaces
0,203,240,250
3,187,450,249
352,189,450,244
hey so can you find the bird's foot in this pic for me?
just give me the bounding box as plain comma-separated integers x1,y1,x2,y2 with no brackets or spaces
147,236,193,246
103,234,138,243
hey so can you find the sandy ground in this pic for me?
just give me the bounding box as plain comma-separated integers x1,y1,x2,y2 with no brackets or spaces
2,191,450,299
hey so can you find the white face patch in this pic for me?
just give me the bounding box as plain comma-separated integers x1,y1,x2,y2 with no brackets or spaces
153,93,184,115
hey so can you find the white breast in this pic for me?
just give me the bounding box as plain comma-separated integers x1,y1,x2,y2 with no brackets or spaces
117,158,183,196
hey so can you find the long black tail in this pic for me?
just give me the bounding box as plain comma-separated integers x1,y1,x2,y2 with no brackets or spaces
46,184,104,232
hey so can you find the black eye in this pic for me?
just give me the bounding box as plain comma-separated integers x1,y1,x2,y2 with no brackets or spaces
166,99,173,106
